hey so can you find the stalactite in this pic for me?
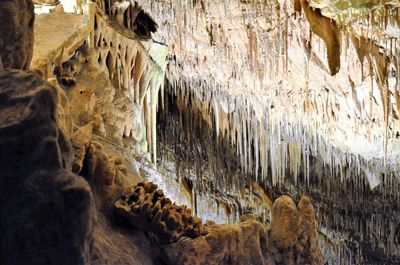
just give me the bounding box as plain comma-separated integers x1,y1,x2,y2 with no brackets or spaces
93,4,168,163
129,0,400,262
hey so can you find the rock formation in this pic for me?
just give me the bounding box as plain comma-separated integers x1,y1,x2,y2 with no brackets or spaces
0,0,398,264
115,182,322,265
0,2,92,264
0,69,94,264
161,215,274,265
116,182,206,244
300,0,341,75
268,196,322,265
0,0,34,70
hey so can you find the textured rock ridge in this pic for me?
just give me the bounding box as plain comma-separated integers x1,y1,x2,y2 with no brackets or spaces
161,216,274,265
0,1,94,264
0,70,94,265
0,0,34,70
116,182,322,265
268,196,322,265
3,0,393,264
115,182,207,244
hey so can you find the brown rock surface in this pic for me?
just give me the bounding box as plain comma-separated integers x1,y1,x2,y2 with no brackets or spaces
72,121,95,174
0,70,94,265
31,12,90,76
115,182,206,245
116,182,322,265
160,215,274,265
300,0,341,75
0,3,95,263
268,196,322,265
0,0,34,70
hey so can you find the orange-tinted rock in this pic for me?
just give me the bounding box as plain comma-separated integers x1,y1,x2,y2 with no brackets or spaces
301,0,341,75
116,183,322,265
268,195,323,265
160,216,274,265
115,182,207,245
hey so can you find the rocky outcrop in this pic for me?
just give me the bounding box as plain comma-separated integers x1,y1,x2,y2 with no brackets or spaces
115,182,322,265
161,214,274,265
268,196,322,265
96,0,157,39
72,121,95,174
70,118,135,213
0,2,95,264
84,141,134,208
115,182,207,244
0,0,34,70
158,196,322,265
0,70,94,265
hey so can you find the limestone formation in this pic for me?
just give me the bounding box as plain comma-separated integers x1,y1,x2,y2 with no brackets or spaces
96,0,157,38
142,0,400,262
31,12,91,77
0,70,94,265
93,10,168,159
0,2,96,264
300,0,341,76
115,182,207,244
160,215,274,265
79,140,135,214
48,78,74,135
268,196,322,265
0,0,398,264
0,0,34,70
72,121,95,174
115,182,323,265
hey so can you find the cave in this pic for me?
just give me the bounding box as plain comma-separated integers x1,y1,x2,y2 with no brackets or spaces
0,0,399,264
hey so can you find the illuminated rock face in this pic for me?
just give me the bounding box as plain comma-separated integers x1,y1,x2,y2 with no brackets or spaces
0,0,398,264
116,182,206,244
115,182,322,265
140,0,400,190
301,0,341,75
139,0,399,263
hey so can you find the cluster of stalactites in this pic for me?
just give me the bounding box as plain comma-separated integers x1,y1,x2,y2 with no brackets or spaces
93,8,167,163
304,0,400,123
170,80,400,193
95,0,158,38
137,0,400,194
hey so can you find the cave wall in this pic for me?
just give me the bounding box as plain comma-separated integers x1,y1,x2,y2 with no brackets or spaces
0,1,328,265
137,0,400,264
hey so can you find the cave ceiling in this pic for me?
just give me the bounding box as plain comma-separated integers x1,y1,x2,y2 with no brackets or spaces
136,0,400,191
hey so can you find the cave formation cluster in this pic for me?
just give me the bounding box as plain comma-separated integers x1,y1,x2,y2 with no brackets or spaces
0,0,399,265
